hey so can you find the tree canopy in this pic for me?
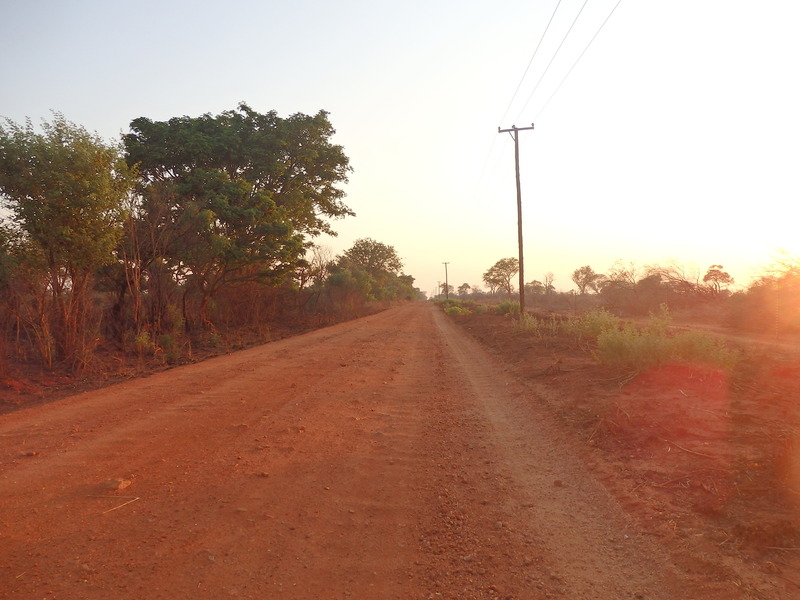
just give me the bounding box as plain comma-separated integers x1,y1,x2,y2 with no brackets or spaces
0,114,134,275
121,104,354,326
703,264,734,295
124,103,353,237
0,114,136,365
571,265,604,295
340,238,403,275
483,258,519,295
329,238,416,303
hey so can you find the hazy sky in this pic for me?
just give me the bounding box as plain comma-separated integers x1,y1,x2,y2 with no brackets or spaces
2,0,799,296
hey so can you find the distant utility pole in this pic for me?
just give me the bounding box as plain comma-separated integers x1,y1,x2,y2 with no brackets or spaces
498,123,534,317
443,262,450,300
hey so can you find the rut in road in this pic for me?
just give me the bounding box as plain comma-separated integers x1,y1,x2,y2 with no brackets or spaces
1,302,697,599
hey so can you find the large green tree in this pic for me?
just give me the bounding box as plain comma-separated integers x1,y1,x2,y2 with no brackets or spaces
0,114,135,366
340,238,403,275
329,238,415,304
121,103,353,329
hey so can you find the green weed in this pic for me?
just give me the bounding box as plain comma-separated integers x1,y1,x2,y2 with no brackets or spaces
595,321,739,372
494,301,520,317
563,308,619,341
514,313,561,340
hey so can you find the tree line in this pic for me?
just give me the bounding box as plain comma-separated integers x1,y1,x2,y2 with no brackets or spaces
0,106,418,371
450,256,800,335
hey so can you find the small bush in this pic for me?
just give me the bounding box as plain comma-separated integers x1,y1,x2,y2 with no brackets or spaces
435,298,463,310
444,305,470,316
594,323,668,371
159,334,182,364
669,330,740,370
494,301,520,317
134,330,154,356
595,322,739,372
564,308,619,341
515,313,561,340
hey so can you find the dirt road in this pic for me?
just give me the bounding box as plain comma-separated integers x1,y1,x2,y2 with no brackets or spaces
0,303,738,598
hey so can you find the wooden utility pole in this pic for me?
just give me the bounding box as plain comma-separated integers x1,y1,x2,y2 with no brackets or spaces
442,262,450,300
498,124,534,317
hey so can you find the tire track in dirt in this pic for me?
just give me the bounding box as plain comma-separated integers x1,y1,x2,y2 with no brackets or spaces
429,307,690,599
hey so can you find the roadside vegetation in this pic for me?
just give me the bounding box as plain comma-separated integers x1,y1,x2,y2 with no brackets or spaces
0,107,421,381
438,298,739,375
446,256,800,334
438,260,800,570
437,253,800,375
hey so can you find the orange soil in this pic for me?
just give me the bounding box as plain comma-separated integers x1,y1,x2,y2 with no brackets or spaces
1,302,798,598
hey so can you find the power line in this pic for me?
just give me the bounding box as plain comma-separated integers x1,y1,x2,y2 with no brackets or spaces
498,0,565,127
514,0,592,123
476,0,564,208
536,0,626,119
476,0,624,211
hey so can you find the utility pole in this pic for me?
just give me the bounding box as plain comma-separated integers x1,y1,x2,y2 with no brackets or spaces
442,262,450,300
498,123,534,317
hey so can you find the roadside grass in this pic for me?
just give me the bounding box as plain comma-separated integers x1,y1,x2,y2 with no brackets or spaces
494,300,520,317
514,313,561,343
439,299,739,374
594,321,740,372
516,305,740,374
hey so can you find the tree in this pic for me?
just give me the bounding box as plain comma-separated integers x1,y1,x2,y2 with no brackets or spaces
340,238,402,275
525,280,545,295
543,272,555,295
330,238,414,304
598,260,641,312
296,244,334,290
703,264,733,296
0,114,135,367
604,260,639,288
571,265,603,295
440,283,454,296
125,103,353,236
0,222,16,292
646,262,700,296
483,258,519,296
122,103,353,329
457,283,471,298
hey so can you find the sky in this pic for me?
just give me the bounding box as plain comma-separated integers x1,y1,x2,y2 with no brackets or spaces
2,0,799,297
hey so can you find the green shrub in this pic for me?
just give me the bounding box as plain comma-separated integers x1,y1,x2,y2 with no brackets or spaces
595,322,739,372
564,308,619,341
444,305,470,316
208,331,222,347
134,330,154,356
435,298,462,309
494,300,520,317
595,323,668,371
669,330,740,370
159,334,182,364
515,313,561,340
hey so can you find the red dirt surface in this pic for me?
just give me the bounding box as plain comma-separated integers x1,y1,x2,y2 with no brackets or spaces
1,302,798,598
